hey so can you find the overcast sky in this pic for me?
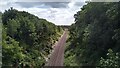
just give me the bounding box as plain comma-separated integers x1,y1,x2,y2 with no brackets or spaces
0,0,88,25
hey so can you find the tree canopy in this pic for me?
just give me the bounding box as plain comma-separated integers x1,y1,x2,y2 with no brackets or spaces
2,7,63,67
64,2,120,67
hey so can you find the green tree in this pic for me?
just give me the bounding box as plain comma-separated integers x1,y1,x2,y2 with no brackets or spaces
64,2,120,67
98,49,120,68
2,8,63,67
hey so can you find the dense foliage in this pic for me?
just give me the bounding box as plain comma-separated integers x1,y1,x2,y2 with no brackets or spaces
98,49,120,68
0,12,2,67
64,2,120,67
2,8,63,67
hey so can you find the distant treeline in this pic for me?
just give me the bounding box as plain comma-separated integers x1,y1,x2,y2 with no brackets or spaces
57,25,70,29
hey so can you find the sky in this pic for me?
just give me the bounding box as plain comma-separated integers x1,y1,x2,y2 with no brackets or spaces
0,0,88,25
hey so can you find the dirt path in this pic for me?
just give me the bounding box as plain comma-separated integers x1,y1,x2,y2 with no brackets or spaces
46,30,68,66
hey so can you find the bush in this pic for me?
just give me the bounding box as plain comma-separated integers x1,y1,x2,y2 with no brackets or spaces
98,49,120,68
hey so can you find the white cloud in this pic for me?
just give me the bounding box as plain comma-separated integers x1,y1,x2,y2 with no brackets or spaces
11,0,85,2
0,0,86,25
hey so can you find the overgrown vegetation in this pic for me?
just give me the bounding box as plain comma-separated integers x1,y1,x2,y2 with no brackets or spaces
98,49,120,68
2,8,63,67
0,12,2,67
1,2,120,68
64,2,120,67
